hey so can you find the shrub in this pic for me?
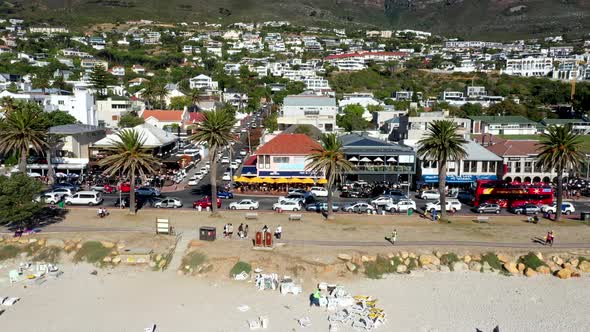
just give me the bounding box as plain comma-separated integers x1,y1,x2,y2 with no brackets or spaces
229,261,252,277
440,253,460,269
73,241,112,265
0,245,19,261
480,253,503,270
407,257,418,271
33,246,62,264
363,255,397,279
181,251,207,270
518,252,547,270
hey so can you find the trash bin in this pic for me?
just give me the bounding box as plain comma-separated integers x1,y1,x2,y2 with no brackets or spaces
58,200,65,209
581,212,590,222
264,232,273,247
255,231,263,246
407,209,413,216
199,226,216,241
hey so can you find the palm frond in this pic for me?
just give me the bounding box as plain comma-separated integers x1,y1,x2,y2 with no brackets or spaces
305,133,353,188
99,129,160,177
416,120,467,162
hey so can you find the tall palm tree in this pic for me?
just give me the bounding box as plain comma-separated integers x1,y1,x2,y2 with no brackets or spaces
140,84,157,110
99,129,159,215
536,124,585,221
417,120,467,220
306,134,354,220
0,102,48,173
190,109,235,216
153,82,169,109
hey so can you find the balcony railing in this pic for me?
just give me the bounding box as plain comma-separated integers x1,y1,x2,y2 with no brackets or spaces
347,165,415,173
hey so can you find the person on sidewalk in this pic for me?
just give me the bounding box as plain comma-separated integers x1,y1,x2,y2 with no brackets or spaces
274,225,282,239
386,229,397,245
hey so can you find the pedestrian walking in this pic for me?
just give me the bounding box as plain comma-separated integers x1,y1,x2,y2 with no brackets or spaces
274,225,282,239
386,229,397,245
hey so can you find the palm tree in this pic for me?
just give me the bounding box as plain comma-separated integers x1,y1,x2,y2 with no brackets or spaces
140,84,157,110
153,82,169,109
0,102,48,173
99,129,159,215
536,124,585,221
190,109,235,216
417,120,467,220
305,134,354,220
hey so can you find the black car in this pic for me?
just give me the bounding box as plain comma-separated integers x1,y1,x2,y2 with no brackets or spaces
474,203,500,214
305,202,340,212
340,190,368,198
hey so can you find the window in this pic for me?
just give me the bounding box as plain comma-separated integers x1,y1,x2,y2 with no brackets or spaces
448,161,456,172
470,161,477,173
273,157,289,163
482,161,488,173
507,162,512,173
58,100,65,105
489,162,496,173
423,161,430,168
112,115,119,121
463,161,469,172
534,162,542,173
524,162,532,173
515,161,521,173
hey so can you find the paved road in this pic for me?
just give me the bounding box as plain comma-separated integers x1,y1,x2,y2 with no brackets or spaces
280,239,590,249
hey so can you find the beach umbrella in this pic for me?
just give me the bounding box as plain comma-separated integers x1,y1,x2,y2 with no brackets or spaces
301,178,315,184
249,177,264,183
386,157,397,162
348,156,359,162
289,178,302,184
317,178,328,184
360,157,371,162
373,157,383,162
275,178,289,184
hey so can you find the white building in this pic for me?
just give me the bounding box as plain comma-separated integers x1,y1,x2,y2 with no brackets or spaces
404,112,471,147
278,94,338,132
502,56,553,77
470,116,538,135
96,97,134,128
302,77,330,90
189,74,219,91
48,85,97,125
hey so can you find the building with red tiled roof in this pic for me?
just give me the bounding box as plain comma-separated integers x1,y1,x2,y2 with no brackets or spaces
247,134,323,178
140,109,188,129
188,112,206,124
485,139,566,183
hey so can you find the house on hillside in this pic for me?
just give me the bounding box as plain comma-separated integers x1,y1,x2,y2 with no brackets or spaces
140,110,189,130
278,94,338,133
189,74,219,91
469,116,539,135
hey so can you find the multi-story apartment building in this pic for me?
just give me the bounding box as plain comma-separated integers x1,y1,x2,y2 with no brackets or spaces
502,56,553,77
278,94,338,132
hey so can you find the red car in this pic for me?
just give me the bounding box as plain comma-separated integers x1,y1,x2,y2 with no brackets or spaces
103,184,116,193
193,196,222,209
119,183,131,193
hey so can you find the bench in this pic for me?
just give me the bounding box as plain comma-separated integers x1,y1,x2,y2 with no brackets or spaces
289,214,303,221
245,213,259,220
475,216,490,223
156,218,174,235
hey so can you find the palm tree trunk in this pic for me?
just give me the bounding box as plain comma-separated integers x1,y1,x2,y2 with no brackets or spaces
46,147,54,185
129,170,136,215
438,159,447,219
19,147,27,173
209,149,219,216
555,170,563,222
326,184,334,220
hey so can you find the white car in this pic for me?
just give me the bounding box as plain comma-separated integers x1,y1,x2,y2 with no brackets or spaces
273,201,301,212
235,157,243,164
205,162,211,169
420,190,440,200
541,202,575,215
310,186,328,197
200,167,208,174
48,188,76,197
425,199,462,213
65,191,103,206
35,192,65,204
154,197,183,208
239,150,247,156
370,196,393,207
384,199,417,213
222,172,231,181
221,157,230,164
229,199,260,210
230,162,239,170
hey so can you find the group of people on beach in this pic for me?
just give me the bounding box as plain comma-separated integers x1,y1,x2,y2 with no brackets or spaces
262,225,282,239
223,223,249,239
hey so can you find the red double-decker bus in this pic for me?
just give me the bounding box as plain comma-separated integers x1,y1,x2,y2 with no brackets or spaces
473,180,554,208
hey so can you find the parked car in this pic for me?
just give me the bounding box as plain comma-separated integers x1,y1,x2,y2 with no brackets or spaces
305,202,340,212
188,177,201,186
65,191,103,206
200,167,208,174
52,182,79,191
90,184,116,193
370,196,393,207
222,172,231,181
457,191,474,203
384,199,416,213
510,204,540,215
273,201,301,212
229,199,259,210
425,199,462,213
382,189,408,200
230,162,239,170
47,187,76,197
35,192,65,204
154,197,183,208
239,150,247,156
217,191,234,199
340,191,368,198
420,190,440,200
235,157,243,164
221,157,230,164
343,202,374,214
540,202,575,215
474,203,501,214
193,196,221,209
278,193,307,205
309,186,328,197
288,188,307,195
118,183,132,193
135,187,161,197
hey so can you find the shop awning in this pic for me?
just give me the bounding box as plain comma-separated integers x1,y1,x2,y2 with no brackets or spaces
249,177,265,183
301,178,315,184
276,178,290,184
289,178,302,184
317,178,328,184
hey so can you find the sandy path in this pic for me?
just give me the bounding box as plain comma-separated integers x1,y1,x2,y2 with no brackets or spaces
1,264,590,332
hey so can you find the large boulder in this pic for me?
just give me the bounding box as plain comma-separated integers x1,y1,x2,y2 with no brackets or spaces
439,265,450,273
535,252,543,261
482,261,493,272
578,261,590,273
452,261,468,272
552,256,564,266
469,261,482,272
497,254,510,264
337,253,352,261
100,241,115,249
346,262,357,272
400,251,409,259
568,259,579,268
419,255,434,266
102,256,112,263
46,238,65,248
463,255,472,263
503,262,519,275
525,268,537,277
536,266,551,274
112,256,121,264
556,268,573,279
517,263,526,272
396,264,408,273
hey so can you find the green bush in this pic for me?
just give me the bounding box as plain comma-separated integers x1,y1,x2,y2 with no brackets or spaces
481,253,503,270
229,261,252,277
440,253,460,269
181,251,207,270
0,245,19,261
363,255,397,279
33,246,62,264
407,257,418,271
73,241,112,265
518,252,547,270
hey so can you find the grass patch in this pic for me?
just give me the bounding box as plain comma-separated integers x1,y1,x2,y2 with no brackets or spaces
22,243,42,256
0,245,19,261
579,256,589,264
364,255,398,279
73,241,112,265
181,251,207,271
229,261,252,277
33,246,63,264
518,252,547,270
480,253,503,271
440,253,460,270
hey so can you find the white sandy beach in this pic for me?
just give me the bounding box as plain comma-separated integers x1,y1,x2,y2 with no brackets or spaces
1,263,589,332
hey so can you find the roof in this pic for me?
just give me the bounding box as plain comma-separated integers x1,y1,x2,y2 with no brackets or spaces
141,110,184,122
485,140,541,157
283,95,336,107
469,115,537,125
462,140,502,161
188,112,205,123
340,133,414,153
49,124,105,135
254,134,321,155
93,124,177,148
325,51,409,60
282,124,322,140
542,118,590,125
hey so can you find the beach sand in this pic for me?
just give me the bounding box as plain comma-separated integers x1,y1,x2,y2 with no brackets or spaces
1,263,589,332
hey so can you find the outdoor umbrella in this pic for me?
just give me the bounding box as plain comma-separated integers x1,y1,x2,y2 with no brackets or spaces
373,157,383,162
301,178,315,184
360,157,371,162
317,178,328,184
275,178,289,184
235,176,250,183
387,157,397,162
348,156,359,162
289,178,302,184
249,177,264,184
262,178,276,184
